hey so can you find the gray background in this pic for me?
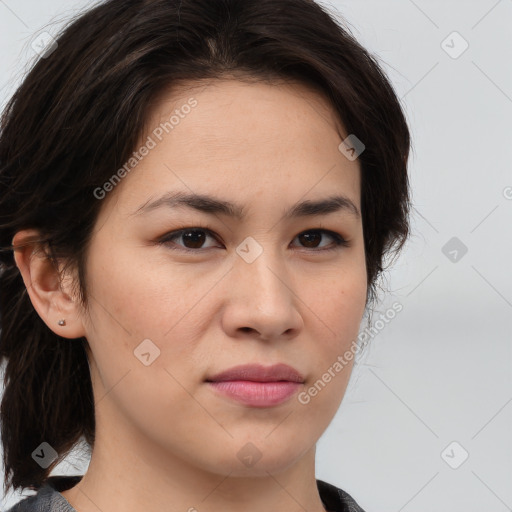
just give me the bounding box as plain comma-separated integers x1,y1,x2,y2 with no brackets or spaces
1,0,511,510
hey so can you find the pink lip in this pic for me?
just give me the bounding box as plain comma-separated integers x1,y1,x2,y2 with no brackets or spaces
207,363,305,383
206,363,305,408
207,381,302,407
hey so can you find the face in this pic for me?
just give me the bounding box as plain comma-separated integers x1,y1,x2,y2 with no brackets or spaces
77,78,367,477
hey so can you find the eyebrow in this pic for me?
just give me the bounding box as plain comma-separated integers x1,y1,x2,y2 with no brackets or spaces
132,191,360,220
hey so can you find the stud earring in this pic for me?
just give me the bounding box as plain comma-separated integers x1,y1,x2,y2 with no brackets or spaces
58,319,66,326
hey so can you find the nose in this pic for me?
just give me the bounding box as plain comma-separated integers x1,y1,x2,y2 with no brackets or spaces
221,247,304,341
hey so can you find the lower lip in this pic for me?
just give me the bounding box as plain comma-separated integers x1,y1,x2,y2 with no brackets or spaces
207,380,302,407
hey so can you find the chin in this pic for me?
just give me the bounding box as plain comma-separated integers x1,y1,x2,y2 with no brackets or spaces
198,440,312,478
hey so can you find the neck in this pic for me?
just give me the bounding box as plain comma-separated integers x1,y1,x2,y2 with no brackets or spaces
60,406,327,512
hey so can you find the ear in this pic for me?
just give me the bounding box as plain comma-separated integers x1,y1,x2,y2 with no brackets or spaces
11,229,87,339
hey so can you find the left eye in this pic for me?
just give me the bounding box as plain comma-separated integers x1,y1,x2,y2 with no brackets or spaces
159,228,349,252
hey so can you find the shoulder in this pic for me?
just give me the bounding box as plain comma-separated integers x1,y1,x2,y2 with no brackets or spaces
4,485,57,512
317,479,366,512
6,476,365,512
4,476,82,512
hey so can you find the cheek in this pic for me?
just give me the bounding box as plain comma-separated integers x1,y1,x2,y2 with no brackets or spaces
301,256,367,388
81,242,223,402
84,240,198,338
309,262,367,337
295,272,365,425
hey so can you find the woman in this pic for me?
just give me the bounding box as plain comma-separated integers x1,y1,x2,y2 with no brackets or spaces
0,0,410,511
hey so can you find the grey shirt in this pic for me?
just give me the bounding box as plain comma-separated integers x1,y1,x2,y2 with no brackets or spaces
5,475,366,512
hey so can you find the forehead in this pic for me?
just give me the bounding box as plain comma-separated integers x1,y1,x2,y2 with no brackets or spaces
145,76,346,145
151,76,342,119
100,77,361,218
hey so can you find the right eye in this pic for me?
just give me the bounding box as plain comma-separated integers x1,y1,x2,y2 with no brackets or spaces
158,227,223,252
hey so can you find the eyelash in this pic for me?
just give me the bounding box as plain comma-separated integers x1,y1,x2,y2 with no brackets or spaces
157,225,350,253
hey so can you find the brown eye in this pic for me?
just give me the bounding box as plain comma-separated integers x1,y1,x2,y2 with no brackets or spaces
294,229,349,251
160,228,221,252
298,231,323,248
181,230,207,249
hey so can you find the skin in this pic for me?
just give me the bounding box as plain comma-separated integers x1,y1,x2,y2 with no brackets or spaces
13,78,367,512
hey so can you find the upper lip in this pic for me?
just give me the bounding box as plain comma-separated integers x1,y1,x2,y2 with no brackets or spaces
206,363,305,383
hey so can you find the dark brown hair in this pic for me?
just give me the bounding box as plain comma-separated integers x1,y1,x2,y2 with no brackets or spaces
0,0,410,496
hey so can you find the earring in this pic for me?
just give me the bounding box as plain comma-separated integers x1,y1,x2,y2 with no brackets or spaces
58,319,66,326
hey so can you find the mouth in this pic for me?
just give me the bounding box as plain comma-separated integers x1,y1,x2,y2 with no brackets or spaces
205,363,305,407
206,362,305,383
